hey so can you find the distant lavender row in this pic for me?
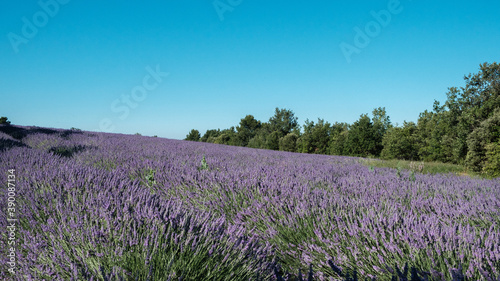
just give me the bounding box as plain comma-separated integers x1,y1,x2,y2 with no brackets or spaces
0,126,499,280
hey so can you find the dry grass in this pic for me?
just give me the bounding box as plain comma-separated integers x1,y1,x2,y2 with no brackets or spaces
361,158,475,176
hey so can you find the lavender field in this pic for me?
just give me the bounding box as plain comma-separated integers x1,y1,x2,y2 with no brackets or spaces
1,126,499,280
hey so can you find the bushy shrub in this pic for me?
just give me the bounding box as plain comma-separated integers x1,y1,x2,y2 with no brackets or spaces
266,131,281,150
0,116,11,125
49,145,87,158
248,134,267,149
279,133,298,152
381,122,419,160
466,109,500,172
185,129,201,141
484,141,500,177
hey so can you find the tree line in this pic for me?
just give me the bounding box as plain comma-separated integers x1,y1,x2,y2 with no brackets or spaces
186,62,500,176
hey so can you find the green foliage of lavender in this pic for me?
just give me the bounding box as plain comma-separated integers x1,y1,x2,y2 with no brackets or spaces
0,126,499,280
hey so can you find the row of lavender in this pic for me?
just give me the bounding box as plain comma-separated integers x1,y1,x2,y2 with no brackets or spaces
0,126,499,280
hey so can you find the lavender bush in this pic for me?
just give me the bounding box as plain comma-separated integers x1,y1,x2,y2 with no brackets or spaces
0,125,499,280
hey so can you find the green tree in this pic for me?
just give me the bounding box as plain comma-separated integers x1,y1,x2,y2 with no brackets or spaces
247,134,267,149
381,121,419,160
465,109,500,172
372,107,391,155
266,131,281,150
441,62,500,163
236,115,261,147
201,129,221,143
298,118,331,154
328,123,349,155
279,133,298,152
0,117,11,125
214,127,237,145
247,123,270,149
412,63,500,164
268,108,299,138
185,129,201,141
297,119,314,153
415,109,450,162
484,141,500,177
372,107,391,130
345,114,379,157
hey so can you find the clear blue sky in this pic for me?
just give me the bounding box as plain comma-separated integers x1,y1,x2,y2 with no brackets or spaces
1,1,499,139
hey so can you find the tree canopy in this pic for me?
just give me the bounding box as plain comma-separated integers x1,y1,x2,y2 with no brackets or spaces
186,62,500,177
0,117,11,125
